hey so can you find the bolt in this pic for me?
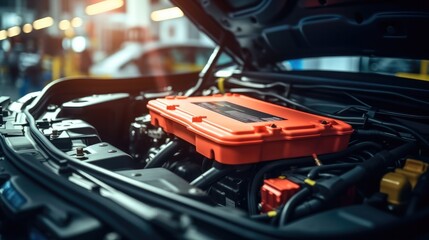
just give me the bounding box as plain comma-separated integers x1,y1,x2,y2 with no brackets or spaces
270,124,277,128
76,147,85,158
50,129,60,140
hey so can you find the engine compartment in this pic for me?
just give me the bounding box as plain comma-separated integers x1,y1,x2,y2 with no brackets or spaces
0,68,422,239
13,71,429,236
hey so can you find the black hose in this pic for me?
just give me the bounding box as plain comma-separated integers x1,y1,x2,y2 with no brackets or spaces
340,141,383,153
144,140,182,169
190,166,234,190
354,129,410,143
307,163,359,180
278,187,311,226
332,142,414,191
247,141,383,215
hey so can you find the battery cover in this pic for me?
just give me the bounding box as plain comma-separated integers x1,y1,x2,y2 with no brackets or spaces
147,94,353,165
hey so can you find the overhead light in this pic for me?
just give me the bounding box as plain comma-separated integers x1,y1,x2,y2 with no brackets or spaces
33,17,54,30
71,17,83,28
71,36,87,53
7,26,21,37
59,20,71,30
151,7,184,22
23,23,33,33
85,0,124,16
0,30,7,40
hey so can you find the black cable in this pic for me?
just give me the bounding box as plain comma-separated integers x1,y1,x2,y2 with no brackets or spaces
343,91,371,108
368,118,429,148
292,84,429,107
278,187,311,226
304,103,347,108
334,105,368,115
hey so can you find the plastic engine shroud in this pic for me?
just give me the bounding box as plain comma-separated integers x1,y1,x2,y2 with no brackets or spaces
147,94,353,165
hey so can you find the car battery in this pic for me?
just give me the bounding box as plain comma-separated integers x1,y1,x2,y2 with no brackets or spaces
147,94,353,165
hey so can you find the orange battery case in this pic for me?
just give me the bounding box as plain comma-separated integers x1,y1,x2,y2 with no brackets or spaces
147,94,353,165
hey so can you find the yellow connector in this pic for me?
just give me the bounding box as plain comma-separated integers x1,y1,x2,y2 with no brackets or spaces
304,178,316,186
267,211,277,218
380,159,428,205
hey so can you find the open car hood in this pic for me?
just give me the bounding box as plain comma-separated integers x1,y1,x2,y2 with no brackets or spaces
172,0,429,69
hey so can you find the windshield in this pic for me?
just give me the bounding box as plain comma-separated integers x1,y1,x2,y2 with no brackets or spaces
284,57,429,81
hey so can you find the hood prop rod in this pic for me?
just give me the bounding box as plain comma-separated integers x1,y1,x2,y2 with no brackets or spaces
185,44,224,97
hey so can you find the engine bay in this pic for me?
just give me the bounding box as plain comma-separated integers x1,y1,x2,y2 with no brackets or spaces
11,70,427,236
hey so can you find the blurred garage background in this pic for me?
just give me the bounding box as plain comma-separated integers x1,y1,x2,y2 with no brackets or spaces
0,0,215,100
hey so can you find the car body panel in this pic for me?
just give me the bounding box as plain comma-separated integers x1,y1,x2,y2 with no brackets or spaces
172,0,429,69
